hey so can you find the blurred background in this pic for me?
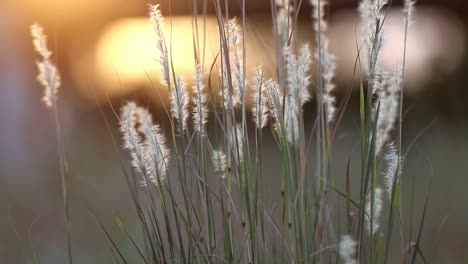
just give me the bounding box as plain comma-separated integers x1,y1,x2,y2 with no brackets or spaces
1,0,468,263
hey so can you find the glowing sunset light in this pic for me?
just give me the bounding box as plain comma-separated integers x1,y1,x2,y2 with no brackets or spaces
94,16,219,95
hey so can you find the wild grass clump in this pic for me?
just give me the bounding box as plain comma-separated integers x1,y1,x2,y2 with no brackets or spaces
32,0,429,263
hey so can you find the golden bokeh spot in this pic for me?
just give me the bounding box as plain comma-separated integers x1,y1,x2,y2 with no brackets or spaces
94,16,220,95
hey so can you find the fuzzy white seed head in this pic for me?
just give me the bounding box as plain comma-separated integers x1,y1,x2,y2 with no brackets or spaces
365,187,383,235
219,67,232,110
136,107,170,186
36,61,61,108
282,44,312,144
323,93,336,125
383,143,403,200
192,64,208,135
276,7,292,48
298,44,313,104
170,76,189,132
225,18,244,107
148,4,164,28
31,23,61,108
310,0,338,125
284,46,298,102
232,125,244,163
359,0,389,88
310,0,328,44
31,23,51,59
149,4,170,88
120,102,147,175
218,66,241,110
265,78,284,130
120,102,170,187
403,0,416,25
251,66,270,129
218,19,244,111
285,44,312,107
358,0,389,40
375,68,402,155
145,124,170,186
339,235,357,264
275,0,288,7
226,18,240,48
212,150,227,178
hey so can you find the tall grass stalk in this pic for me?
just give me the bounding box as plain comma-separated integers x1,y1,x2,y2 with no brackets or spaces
30,23,73,264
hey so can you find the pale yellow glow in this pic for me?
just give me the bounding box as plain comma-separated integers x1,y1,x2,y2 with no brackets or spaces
71,15,276,101
94,17,220,95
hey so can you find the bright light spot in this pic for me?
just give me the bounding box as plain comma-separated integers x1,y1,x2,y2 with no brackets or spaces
96,19,157,87
94,17,219,96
